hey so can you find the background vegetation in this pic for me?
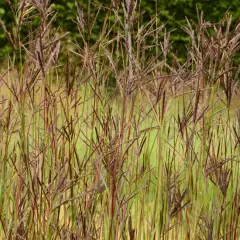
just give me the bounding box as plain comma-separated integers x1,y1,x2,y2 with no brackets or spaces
1,0,240,60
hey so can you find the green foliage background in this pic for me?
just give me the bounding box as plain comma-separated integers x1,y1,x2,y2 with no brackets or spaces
0,0,240,60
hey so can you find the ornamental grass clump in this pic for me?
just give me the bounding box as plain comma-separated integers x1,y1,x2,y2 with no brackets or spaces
0,0,240,239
